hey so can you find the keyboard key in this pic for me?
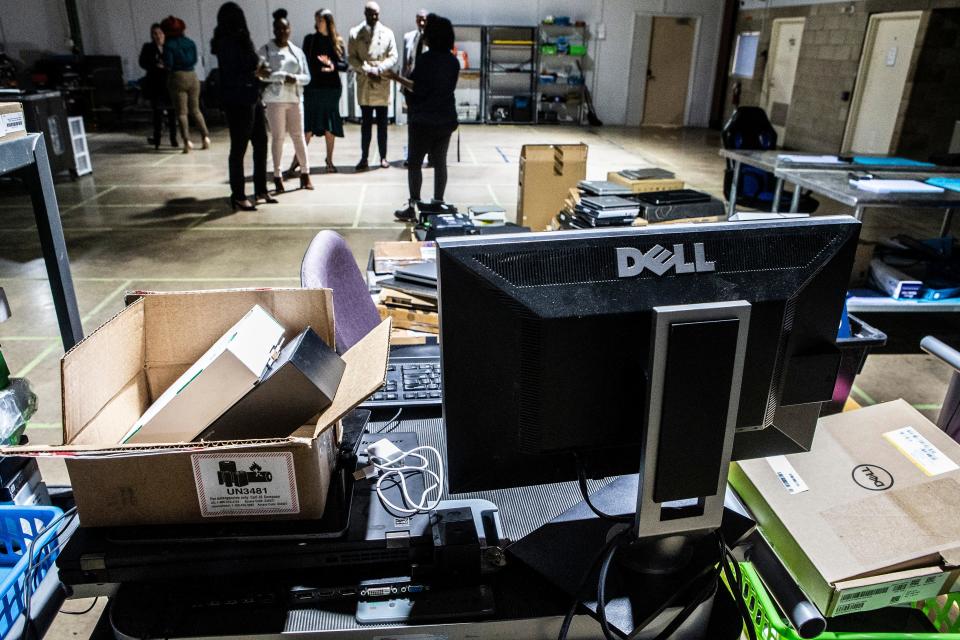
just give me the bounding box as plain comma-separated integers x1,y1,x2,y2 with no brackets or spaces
428,384,439,390
387,365,397,372
374,393,385,400
386,393,398,400
403,364,419,371
416,392,428,399
429,391,441,398
404,393,416,399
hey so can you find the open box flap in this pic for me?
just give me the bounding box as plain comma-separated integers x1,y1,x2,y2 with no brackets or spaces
313,318,392,436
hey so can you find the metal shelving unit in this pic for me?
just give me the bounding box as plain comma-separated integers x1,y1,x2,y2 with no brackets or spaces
537,23,588,125
483,26,538,124
454,25,483,124
0,133,82,350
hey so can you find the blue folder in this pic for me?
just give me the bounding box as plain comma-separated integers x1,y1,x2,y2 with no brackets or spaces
926,177,960,193
852,156,935,167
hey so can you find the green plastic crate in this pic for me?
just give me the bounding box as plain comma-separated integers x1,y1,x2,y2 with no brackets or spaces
738,562,960,639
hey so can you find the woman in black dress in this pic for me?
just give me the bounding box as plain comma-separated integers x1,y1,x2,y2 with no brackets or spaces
298,9,347,173
384,15,459,221
138,23,177,149
211,2,275,210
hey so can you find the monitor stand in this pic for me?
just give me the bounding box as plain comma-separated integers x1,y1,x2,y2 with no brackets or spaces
508,476,727,638
508,301,753,638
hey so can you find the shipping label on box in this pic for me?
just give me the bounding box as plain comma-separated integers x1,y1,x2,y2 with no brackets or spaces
192,451,300,517
831,571,952,616
0,110,25,138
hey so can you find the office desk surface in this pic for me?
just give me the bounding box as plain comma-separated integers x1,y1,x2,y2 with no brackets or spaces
773,170,960,209
95,412,743,639
719,149,958,174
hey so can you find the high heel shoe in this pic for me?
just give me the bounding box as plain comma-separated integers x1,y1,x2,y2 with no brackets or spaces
255,192,278,204
230,196,257,211
274,177,285,193
182,140,194,154
202,136,211,150
288,158,300,176
325,158,338,173
300,173,314,190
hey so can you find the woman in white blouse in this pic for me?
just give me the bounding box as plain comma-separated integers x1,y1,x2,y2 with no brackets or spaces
258,9,312,192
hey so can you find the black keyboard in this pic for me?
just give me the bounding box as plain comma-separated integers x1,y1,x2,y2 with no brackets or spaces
361,356,442,408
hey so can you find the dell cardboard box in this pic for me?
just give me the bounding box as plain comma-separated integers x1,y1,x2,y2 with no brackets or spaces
517,144,587,231
730,400,960,617
1,289,390,527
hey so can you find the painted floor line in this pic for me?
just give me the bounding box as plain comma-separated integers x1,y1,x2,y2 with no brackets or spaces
486,184,501,206
353,184,369,228
12,342,59,378
850,385,877,406
62,185,117,214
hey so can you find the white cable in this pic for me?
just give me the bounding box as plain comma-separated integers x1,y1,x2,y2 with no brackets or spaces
368,444,444,515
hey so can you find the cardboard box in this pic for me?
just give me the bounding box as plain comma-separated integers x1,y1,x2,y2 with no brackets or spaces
731,400,960,617
0,103,26,142
377,305,439,333
2,289,391,527
607,171,684,193
517,144,587,231
373,241,435,275
195,327,346,442
123,304,285,444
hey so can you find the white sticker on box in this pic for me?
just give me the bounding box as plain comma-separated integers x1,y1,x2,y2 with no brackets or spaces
192,452,299,517
2,112,24,135
883,426,960,476
833,572,949,616
419,243,437,261
767,455,809,494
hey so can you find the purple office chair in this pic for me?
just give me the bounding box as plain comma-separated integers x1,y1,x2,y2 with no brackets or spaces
301,231,381,353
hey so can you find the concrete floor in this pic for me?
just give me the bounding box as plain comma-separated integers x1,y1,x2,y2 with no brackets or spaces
0,121,954,637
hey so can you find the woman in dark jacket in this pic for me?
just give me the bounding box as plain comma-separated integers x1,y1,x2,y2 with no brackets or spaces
211,2,275,210
385,15,459,221
138,23,177,149
297,8,348,173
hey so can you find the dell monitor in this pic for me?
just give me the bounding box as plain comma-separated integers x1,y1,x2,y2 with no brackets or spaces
437,216,859,537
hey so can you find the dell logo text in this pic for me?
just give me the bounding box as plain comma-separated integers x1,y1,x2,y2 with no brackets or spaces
616,243,716,278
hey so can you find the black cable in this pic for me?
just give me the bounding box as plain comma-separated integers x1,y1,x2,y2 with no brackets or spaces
574,454,632,523
59,597,99,615
624,554,722,640
718,532,757,640
650,567,720,640
596,535,628,640
557,527,628,640
376,407,403,434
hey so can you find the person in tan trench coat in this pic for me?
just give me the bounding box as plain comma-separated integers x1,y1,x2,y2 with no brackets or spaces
348,1,398,170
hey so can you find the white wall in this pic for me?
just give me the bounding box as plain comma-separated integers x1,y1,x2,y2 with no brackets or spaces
2,0,727,126
0,0,71,65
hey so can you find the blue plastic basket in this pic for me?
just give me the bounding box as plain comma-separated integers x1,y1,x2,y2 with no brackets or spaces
0,506,64,639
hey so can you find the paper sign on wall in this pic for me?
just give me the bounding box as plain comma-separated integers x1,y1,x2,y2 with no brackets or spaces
192,451,299,517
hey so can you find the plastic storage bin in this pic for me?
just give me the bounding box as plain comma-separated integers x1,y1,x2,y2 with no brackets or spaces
0,506,64,638
738,562,960,639
822,313,887,415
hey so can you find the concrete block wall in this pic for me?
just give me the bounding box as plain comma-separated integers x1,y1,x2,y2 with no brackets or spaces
724,0,960,154
783,3,868,152
896,8,960,158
